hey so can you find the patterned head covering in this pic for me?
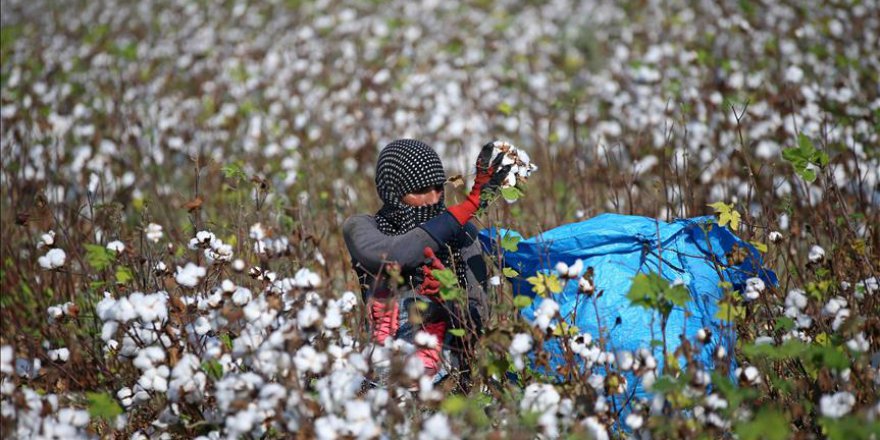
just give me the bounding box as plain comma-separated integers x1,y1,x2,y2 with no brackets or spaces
375,139,447,234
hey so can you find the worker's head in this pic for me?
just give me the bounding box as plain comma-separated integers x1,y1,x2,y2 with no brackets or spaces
375,139,446,232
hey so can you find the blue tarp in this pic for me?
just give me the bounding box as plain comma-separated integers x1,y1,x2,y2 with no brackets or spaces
479,214,776,395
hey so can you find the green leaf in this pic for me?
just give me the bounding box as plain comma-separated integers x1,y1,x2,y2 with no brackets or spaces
221,161,248,182
552,321,579,337
820,416,880,440
115,266,133,285
513,295,533,308
736,409,789,440
627,272,690,318
774,317,795,332
502,267,519,278
86,392,123,420
500,186,523,201
715,302,746,322
84,244,115,271
431,268,459,288
441,395,468,415
749,240,768,253
439,287,462,302
500,234,521,252
201,360,224,381
448,328,466,337
497,102,513,116
220,333,233,350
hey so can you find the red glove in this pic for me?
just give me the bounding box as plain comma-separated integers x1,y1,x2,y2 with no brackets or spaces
369,298,399,345
419,247,446,299
447,142,511,225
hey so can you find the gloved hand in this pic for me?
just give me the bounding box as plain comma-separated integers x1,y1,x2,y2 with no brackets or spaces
447,141,513,225
369,297,399,345
419,247,446,299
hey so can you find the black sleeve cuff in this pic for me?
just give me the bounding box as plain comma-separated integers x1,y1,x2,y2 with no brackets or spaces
418,211,463,246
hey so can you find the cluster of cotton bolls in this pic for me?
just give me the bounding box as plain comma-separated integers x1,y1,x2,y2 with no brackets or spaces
3,0,875,221
188,230,234,264
489,141,538,190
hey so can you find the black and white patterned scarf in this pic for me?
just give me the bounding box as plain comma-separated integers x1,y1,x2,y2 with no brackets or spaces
375,139,468,288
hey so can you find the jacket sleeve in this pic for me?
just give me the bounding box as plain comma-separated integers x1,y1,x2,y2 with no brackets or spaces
343,215,441,274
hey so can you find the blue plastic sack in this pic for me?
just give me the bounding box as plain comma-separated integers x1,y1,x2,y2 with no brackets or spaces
479,214,776,392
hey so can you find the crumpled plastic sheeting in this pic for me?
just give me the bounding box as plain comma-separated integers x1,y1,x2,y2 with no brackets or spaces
479,213,776,393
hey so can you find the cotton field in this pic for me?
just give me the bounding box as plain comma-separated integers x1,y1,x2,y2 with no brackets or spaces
1,0,878,438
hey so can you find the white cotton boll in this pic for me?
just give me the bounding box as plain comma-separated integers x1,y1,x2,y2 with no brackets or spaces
533,298,559,331
48,348,69,362
404,355,426,379
581,416,609,440
587,373,604,392
294,268,321,288
0,345,13,375
808,245,825,263
192,317,212,336
231,287,252,306
521,383,561,415
769,231,783,243
205,243,234,263
297,304,321,330
323,306,342,329
785,65,804,83
736,365,762,385
489,275,501,286
418,375,443,401
785,289,808,310
555,262,569,276
696,327,712,343
145,223,163,243
832,308,850,331
14,357,40,378
175,263,207,288
294,345,327,374
617,351,634,371
625,413,644,430
846,332,869,353
509,333,533,356
420,413,455,440
594,395,609,413
820,392,855,418
47,305,64,321
221,279,236,293
38,248,66,269
195,231,216,247
130,292,168,323
249,223,266,240
38,231,56,248
110,297,137,322
743,277,765,302
414,331,439,349
101,321,118,341
693,370,712,387
823,297,847,316
338,291,358,313
232,259,246,272
106,240,125,252
154,261,167,274
117,387,134,407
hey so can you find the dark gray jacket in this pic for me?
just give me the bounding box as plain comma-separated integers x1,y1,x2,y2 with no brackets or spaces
342,212,489,330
